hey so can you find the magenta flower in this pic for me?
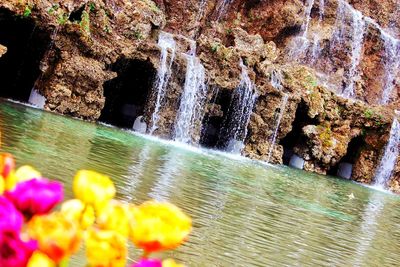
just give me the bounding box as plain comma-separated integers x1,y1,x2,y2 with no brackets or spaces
132,259,162,267
0,197,23,234
6,178,63,218
0,232,37,267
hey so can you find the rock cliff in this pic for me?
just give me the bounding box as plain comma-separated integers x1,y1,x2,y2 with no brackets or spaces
0,0,399,191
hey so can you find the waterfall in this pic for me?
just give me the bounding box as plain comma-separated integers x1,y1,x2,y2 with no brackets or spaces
216,0,233,21
174,51,208,144
380,34,400,104
220,61,257,153
342,5,365,98
270,69,284,90
149,32,176,134
302,0,315,37
28,89,46,108
266,94,288,163
310,0,325,62
373,118,400,189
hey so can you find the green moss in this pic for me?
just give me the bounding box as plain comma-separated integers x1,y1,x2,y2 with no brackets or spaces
318,125,333,148
79,11,91,35
23,5,32,17
133,30,143,40
89,2,96,12
211,43,219,53
225,28,233,35
47,4,59,15
364,109,374,119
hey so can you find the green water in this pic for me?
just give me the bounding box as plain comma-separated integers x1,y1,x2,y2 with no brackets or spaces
1,100,400,267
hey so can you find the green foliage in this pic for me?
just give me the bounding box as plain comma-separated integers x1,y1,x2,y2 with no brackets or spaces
225,28,233,35
89,2,96,12
318,125,333,148
23,5,32,17
80,11,91,35
211,43,219,53
133,30,143,40
364,109,374,119
57,13,68,25
47,4,59,15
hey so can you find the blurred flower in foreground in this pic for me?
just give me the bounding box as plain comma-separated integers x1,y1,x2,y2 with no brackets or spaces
27,251,56,267
162,259,185,267
5,165,42,191
0,232,37,267
130,201,192,253
6,178,63,218
28,212,81,263
85,227,127,267
73,170,115,210
0,196,23,234
133,258,162,267
0,153,15,178
97,201,131,237
61,199,95,229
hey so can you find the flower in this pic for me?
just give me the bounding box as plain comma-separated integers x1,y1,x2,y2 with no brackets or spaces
97,201,130,237
27,251,56,267
0,153,15,178
5,165,42,191
61,199,95,229
27,212,82,263
162,259,185,267
6,178,63,217
0,232,37,267
73,170,115,210
0,196,23,234
85,228,127,267
132,258,162,267
129,201,192,253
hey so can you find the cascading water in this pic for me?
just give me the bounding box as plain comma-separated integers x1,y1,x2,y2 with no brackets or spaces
266,94,288,163
174,46,208,144
219,61,257,153
380,34,400,104
270,69,284,90
149,32,176,134
215,0,233,21
310,0,325,62
341,3,365,98
373,118,400,189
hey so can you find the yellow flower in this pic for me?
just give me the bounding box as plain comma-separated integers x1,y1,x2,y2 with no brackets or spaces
97,201,130,237
5,165,42,191
61,199,95,229
85,228,127,267
15,165,42,181
129,201,192,253
73,170,115,210
28,212,82,263
27,251,56,267
162,259,185,267
0,175,4,195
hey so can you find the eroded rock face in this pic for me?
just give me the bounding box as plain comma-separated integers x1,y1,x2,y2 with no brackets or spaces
0,44,6,57
1,0,400,192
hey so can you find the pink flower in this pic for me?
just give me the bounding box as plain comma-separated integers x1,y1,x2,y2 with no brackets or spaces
6,178,63,218
0,232,37,267
0,197,23,234
132,259,162,267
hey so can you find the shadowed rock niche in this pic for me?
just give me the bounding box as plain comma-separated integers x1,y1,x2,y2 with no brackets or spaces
0,8,50,101
200,88,232,149
100,58,156,129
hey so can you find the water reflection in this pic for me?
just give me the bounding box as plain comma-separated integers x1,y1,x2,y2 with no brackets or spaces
1,100,400,266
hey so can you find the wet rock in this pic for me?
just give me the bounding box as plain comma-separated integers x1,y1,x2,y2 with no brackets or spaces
0,44,6,58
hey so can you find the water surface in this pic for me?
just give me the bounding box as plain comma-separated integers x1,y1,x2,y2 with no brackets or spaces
1,100,399,267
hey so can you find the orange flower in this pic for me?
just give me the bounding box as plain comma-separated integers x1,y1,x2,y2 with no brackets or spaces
0,153,15,178
97,201,131,237
85,228,127,267
129,201,192,253
73,170,115,210
28,212,82,263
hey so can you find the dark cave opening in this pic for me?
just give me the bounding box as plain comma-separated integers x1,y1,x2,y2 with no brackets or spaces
200,88,232,149
99,58,156,129
0,8,51,102
327,135,365,178
280,101,318,165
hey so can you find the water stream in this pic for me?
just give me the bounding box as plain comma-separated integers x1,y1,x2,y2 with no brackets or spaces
380,34,400,104
219,61,257,153
149,32,176,134
373,118,400,189
174,48,208,144
267,94,289,163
